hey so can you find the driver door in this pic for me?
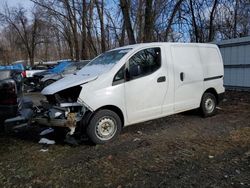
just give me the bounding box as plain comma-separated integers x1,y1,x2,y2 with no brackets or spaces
124,47,168,124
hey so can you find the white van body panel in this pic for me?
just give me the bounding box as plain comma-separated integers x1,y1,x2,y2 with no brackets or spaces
171,44,204,112
43,42,224,127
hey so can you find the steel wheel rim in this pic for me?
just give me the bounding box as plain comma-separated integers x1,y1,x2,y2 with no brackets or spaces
96,117,117,141
205,98,215,113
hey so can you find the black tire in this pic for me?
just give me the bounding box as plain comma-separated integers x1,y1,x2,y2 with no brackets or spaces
200,92,217,117
43,79,55,88
87,109,122,144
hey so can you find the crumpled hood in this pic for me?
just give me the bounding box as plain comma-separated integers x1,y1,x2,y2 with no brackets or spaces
41,74,97,95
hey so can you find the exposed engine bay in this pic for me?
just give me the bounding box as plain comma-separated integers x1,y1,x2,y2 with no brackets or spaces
34,85,89,136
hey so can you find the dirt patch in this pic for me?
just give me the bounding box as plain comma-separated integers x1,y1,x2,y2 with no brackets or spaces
0,91,250,187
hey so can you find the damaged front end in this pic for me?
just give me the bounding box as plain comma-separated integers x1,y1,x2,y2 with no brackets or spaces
34,85,89,136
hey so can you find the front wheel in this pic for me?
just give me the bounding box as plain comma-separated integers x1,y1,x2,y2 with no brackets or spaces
87,109,122,144
200,92,217,117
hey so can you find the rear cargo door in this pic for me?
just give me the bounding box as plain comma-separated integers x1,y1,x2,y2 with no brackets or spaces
171,45,203,112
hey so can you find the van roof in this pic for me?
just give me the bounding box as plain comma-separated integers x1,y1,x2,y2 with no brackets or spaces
110,42,218,51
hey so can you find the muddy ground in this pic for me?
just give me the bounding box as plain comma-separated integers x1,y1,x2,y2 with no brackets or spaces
0,91,250,188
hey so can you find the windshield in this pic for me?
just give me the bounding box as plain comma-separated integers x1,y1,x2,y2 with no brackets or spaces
78,48,131,75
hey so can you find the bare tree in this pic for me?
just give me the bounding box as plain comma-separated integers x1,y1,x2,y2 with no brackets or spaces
95,0,106,52
143,0,154,42
120,0,136,44
0,5,44,65
165,0,185,41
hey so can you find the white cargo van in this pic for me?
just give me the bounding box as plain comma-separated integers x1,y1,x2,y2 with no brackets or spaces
38,43,225,144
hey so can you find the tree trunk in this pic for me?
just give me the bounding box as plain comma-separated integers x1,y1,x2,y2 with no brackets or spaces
208,0,218,42
95,0,106,52
189,0,199,42
233,0,238,38
63,0,79,60
81,0,88,59
143,0,153,42
87,0,98,57
120,0,136,44
120,21,125,46
165,0,184,41
137,0,144,42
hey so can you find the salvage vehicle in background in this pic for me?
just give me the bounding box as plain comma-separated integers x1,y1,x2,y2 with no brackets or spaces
36,42,225,144
41,60,90,88
25,65,48,79
0,69,33,131
32,60,72,90
23,65,49,90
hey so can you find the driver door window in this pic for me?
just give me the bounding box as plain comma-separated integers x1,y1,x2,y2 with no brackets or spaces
128,48,161,80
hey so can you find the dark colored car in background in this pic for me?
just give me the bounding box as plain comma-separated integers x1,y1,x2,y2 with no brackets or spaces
0,70,33,131
32,60,72,90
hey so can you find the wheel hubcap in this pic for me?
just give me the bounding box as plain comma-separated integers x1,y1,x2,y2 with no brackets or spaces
96,117,117,141
205,98,215,113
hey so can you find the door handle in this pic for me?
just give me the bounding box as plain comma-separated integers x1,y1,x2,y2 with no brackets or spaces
157,76,166,83
180,72,184,81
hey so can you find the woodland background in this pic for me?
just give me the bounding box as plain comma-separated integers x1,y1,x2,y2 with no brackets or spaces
0,0,249,65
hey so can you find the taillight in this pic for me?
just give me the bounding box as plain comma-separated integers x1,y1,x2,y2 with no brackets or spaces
21,71,26,78
0,80,17,105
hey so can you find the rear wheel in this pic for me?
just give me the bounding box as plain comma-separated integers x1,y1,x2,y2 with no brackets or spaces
87,109,122,144
200,92,217,117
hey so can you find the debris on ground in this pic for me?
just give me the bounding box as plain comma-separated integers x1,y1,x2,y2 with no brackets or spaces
133,138,141,142
216,107,222,110
39,128,54,136
137,131,143,135
40,148,49,152
38,138,55,145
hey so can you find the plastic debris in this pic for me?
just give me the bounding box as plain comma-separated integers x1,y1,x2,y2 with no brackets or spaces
133,138,141,142
137,131,143,135
208,155,214,159
39,138,55,145
39,128,54,136
40,149,49,152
